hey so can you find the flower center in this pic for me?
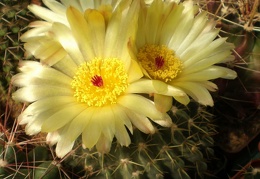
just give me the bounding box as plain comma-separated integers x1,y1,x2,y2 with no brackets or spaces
91,75,103,87
137,45,182,82
155,56,165,69
71,58,129,107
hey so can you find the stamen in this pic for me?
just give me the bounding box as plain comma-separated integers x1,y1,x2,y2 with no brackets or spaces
155,56,165,69
91,75,103,87
137,45,182,82
71,58,129,107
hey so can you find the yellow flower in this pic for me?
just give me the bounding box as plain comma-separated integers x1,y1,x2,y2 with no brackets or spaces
12,0,172,158
132,0,237,112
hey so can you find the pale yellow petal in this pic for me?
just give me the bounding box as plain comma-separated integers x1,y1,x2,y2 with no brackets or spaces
18,96,75,125
12,85,73,103
175,66,237,82
20,25,51,41
96,133,112,154
125,110,155,134
112,105,133,134
180,29,221,64
154,94,173,113
24,107,65,135
84,9,105,57
82,113,102,149
127,79,185,97
173,95,190,106
174,82,214,106
127,59,143,83
61,0,83,11
53,55,78,77
46,131,60,146
12,67,72,88
67,107,95,143
67,7,94,60
167,3,194,51
55,123,76,158
118,94,172,127
51,22,85,65
98,106,116,142
43,0,66,16
41,103,86,132
28,4,68,25
56,138,75,158
114,116,131,146
176,12,208,54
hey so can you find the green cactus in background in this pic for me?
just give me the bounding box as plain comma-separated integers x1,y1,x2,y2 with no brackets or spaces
201,0,260,153
0,0,36,130
0,100,216,178
1,0,259,179
61,101,216,178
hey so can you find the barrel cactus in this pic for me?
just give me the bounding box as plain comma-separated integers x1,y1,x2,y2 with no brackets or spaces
2,0,256,179
204,0,260,153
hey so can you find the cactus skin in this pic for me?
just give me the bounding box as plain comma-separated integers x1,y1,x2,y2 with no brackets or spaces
0,0,36,128
62,101,216,179
0,0,225,178
0,101,216,179
202,0,260,153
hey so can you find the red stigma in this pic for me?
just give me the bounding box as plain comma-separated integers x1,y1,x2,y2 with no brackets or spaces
91,75,103,87
155,56,165,69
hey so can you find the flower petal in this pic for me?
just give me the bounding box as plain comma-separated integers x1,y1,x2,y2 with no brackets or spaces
24,106,65,135
66,107,95,143
28,4,68,25
12,64,72,88
118,94,172,127
51,22,85,65
52,55,78,77
127,59,143,83
97,106,116,142
20,22,52,41
114,115,131,146
112,105,133,134
175,66,237,82
125,110,155,134
96,133,112,153
56,137,75,158
46,131,60,146
66,6,94,60
18,96,76,125
41,103,87,132
167,3,194,51
127,79,186,97
82,110,103,149
12,85,73,103
174,82,214,106
176,12,208,54
43,0,66,16
55,124,75,158
154,94,173,113
61,0,83,11
84,9,106,57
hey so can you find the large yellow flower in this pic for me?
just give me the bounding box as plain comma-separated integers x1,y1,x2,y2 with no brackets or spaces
132,0,237,112
12,0,174,158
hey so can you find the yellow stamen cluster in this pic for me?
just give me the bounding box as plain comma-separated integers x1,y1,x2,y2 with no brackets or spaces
137,45,182,82
71,58,129,107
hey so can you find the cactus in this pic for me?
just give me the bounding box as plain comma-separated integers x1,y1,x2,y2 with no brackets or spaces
201,0,260,153
2,0,259,179
1,99,217,178
60,101,216,179
0,0,36,129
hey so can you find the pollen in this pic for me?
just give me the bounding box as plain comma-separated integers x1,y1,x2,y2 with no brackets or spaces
137,45,182,82
71,58,129,107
